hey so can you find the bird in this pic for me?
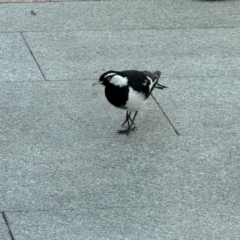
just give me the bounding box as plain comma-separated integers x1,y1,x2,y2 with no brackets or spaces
93,70,167,135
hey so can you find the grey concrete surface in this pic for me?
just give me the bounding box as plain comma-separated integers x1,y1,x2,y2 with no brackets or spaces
6,206,240,240
22,28,240,80
1,0,240,239
0,33,44,81
0,0,240,32
160,76,240,136
0,214,12,240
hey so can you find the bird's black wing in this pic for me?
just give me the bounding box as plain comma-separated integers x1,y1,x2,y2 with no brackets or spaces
121,70,149,96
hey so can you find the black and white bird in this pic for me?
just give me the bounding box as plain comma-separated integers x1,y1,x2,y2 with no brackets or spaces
93,70,167,135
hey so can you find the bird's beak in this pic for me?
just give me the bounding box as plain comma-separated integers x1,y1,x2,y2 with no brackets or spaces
93,81,102,86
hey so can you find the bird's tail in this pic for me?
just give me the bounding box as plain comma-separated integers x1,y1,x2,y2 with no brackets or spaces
153,71,167,89
155,83,167,89
153,70,161,80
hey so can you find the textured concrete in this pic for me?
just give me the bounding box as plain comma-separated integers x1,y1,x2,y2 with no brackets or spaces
6,206,240,240
22,28,240,80
0,214,12,240
0,33,44,81
1,0,240,239
160,76,240,136
0,80,174,212
0,1,240,32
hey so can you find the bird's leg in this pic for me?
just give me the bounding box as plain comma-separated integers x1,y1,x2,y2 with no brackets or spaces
121,111,134,127
117,111,138,135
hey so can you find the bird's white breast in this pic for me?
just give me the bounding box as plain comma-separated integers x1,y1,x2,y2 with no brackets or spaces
125,87,146,112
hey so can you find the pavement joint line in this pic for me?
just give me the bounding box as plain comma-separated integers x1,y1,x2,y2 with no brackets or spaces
1,25,240,35
3,204,157,213
20,32,47,81
151,93,180,136
1,211,15,240
2,0,240,7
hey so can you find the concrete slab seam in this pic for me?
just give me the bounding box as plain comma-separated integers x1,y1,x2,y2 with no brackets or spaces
1,212,14,240
20,32,47,81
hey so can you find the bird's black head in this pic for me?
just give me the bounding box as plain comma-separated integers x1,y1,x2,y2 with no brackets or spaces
93,70,119,87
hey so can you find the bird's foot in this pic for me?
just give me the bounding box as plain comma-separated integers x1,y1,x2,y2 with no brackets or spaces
121,111,134,127
119,111,138,135
121,118,135,127
117,126,137,135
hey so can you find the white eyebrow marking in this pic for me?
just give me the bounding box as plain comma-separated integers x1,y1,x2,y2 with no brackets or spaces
105,73,116,78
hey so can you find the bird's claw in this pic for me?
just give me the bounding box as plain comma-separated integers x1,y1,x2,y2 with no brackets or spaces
117,126,137,135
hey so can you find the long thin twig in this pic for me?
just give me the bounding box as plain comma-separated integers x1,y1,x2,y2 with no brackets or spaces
151,93,180,136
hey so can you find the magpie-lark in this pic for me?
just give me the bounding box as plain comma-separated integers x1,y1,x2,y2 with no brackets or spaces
93,70,167,135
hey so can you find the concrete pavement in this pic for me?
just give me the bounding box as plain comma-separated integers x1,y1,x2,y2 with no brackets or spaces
1,0,240,239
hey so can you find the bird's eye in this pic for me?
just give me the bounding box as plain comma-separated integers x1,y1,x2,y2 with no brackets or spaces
107,77,111,81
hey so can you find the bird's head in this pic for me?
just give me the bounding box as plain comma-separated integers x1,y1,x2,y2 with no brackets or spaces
93,71,118,87
93,70,128,87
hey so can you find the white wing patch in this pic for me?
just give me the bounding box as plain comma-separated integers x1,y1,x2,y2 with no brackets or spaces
110,75,128,87
125,87,146,112
146,76,156,92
